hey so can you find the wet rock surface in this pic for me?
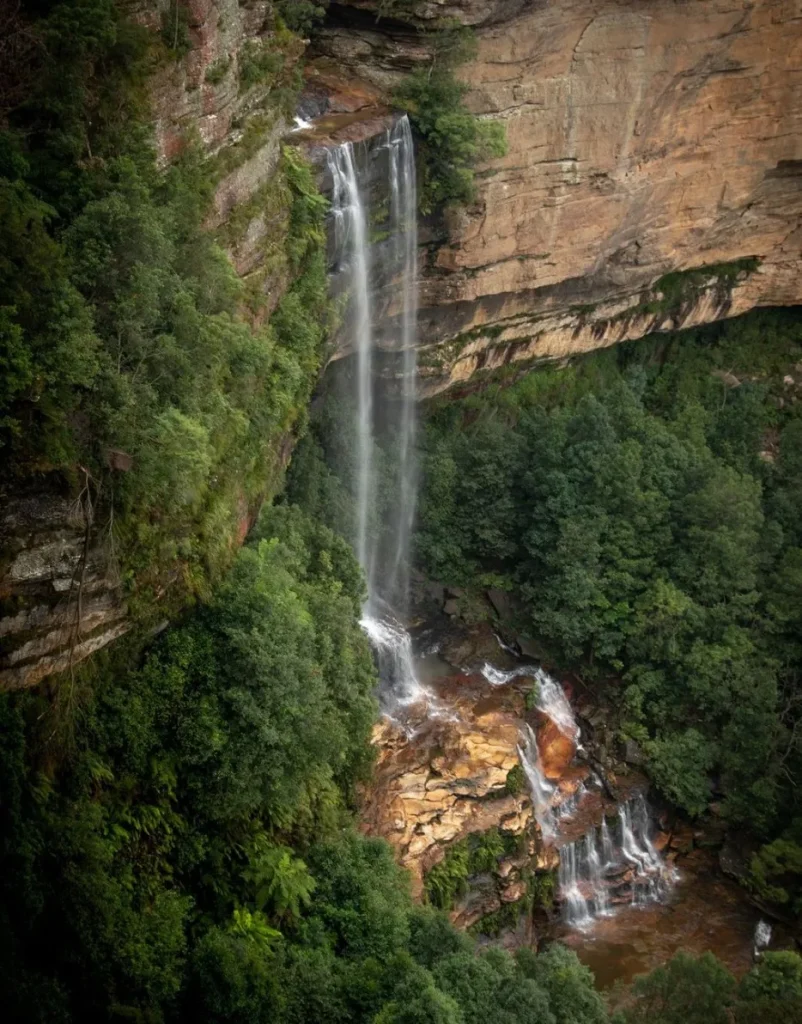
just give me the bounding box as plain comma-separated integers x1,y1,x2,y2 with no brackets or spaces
360,612,763,973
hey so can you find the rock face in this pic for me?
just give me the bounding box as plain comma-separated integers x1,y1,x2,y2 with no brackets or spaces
359,653,561,932
322,0,802,394
0,488,128,690
360,677,533,896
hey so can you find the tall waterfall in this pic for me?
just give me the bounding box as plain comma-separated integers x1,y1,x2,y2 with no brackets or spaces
327,141,375,590
385,116,418,611
327,117,425,717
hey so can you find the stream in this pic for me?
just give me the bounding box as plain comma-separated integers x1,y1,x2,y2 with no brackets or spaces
409,618,763,988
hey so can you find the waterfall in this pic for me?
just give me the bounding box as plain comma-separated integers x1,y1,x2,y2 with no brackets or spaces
327,117,425,717
518,723,557,839
385,116,418,611
326,141,375,591
534,669,580,745
557,795,675,928
483,664,580,745
754,919,772,957
559,840,594,928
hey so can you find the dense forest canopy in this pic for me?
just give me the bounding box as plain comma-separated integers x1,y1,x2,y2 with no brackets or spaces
412,310,802,902
0,0,329,619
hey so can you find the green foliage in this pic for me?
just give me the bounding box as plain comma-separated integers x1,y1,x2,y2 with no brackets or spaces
239,39,287,90
620,952,735,1024
416,309,802,828
514,943,608,1024
161,0,192,57
644,729,715,818
375,0,424,23
426,843,471,910
393,23,507,213
748,818,802,911
425,829,519,910
276,1,329,35
205,55,231,85
644,258,761,316
0,2,328,624
617,950,802,1024
505,763,526,795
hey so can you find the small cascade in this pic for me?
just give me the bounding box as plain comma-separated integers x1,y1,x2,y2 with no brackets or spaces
557,795,675,928
515,670,580,840
600,814,614,866
482,662,533,687
556,784,586,821
535,668,580,745
754,919,772,957
497,654,675,930
360,613,426,711
559,841,594,928
482,663,580,744
518,724,557,840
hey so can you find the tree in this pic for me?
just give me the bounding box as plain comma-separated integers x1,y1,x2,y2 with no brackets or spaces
620,952,735,1024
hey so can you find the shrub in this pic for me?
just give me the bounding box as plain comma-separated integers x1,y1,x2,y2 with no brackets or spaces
393,22,507,213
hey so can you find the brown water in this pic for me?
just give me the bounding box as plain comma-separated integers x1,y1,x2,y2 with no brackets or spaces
561,848,760,990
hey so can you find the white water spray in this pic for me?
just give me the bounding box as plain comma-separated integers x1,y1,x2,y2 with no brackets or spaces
327,141,375,590
328,118,424,715
557,795,675,929
518,723,558,839
754,919,772,956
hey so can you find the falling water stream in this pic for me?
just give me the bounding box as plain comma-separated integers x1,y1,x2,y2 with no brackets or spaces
327,117,429,721
324,119,751,975
511,665,675,929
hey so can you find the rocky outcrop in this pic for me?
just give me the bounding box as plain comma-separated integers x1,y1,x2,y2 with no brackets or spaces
360,677,539,899
321,0,802,393
0,488,128,690
359,624,565,932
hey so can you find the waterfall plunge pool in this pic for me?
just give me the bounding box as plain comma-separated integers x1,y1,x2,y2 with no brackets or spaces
370,616,765,991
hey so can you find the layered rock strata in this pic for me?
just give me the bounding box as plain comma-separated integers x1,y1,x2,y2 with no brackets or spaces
322,0,802,393
0,489,129,690
360,670,560,929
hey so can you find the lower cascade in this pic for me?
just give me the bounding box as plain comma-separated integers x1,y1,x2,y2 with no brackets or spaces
557,795,676,929
508,664,676,930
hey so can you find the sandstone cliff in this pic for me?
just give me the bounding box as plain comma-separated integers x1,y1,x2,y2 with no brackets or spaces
321,0,802,394
3,0,800,688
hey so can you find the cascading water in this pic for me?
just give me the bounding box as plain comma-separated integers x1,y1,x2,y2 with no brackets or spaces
384,116,418,610
518,723,557,839
516,670,578,840
488,648,674,929
754,919,772,956
484,664,580,745
327,117,428,721
557,796,675,929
